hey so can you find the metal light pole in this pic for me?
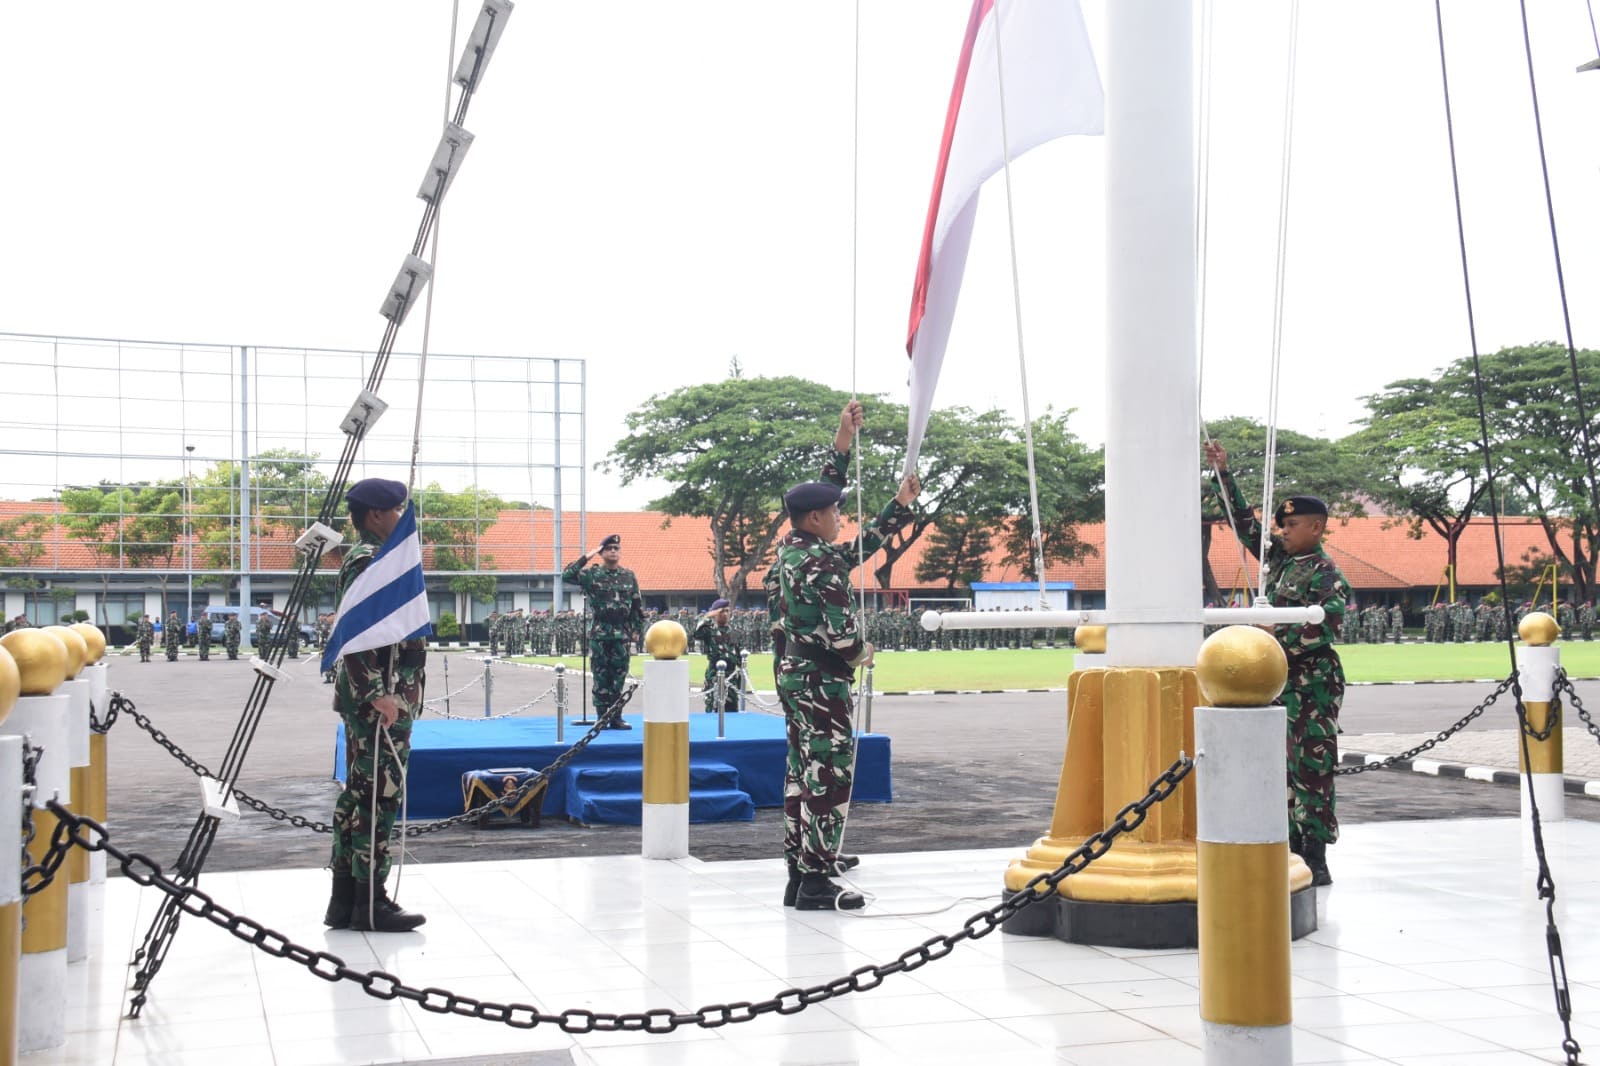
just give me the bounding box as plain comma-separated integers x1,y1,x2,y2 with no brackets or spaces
184,444,195,628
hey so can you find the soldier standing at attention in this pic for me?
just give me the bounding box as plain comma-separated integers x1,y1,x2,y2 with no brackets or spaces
562,534,645,729
164,611,182,662
197,611,212,661
136,613,154,662
225,613,242,660
1205,440,1348,887
255,610,273,655
324,478,427,933
1389,603,1404,643
768,400,920,910
694,598,739,713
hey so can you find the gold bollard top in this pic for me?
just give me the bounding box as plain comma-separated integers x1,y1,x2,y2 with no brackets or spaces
643,619,688,659
0,628,69,696
1195,625,1288,707
0,643,19,725
70,622,107,664
45,625,88,679
1518,612,1559,647
1075,625,1107,653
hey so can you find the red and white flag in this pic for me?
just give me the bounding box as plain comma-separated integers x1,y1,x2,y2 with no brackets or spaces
904,0,1103,472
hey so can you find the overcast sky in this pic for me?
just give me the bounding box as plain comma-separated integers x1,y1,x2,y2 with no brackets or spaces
2,1,1597,511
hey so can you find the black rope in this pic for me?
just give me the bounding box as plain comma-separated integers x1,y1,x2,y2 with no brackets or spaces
1517,0,1600,537
1434,5,1580,1062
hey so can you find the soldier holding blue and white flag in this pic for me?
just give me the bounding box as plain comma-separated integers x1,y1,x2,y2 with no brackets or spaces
321,478,431,933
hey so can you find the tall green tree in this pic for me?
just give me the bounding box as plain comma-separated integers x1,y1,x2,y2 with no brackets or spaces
997,410,1104,581
602,376,857,599
1352,373,1494,591
914,514,994,590
1199,416,1370,603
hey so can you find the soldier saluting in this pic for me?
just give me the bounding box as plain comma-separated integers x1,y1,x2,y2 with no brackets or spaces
1205,439,1349,887
693,598,739,713
562,534,645,729
768,399,920,910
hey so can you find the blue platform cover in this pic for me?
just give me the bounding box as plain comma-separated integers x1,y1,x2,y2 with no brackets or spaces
333,712,893,823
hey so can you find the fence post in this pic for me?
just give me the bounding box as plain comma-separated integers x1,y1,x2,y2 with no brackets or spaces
554,664,566,744
715,660,727,739
1195,627,1293,1066
443,655,450,718
61,675,91,965
641,622,689,860
482,656,493,719
1516,612,1563,826
862,663,875,736
738,650,749,714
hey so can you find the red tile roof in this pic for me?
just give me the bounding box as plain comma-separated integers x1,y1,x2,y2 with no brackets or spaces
0,499,1570,595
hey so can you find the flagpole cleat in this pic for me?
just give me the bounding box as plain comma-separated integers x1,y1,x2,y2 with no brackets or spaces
295,521,343,559
199,776,241,821
251,657,290,683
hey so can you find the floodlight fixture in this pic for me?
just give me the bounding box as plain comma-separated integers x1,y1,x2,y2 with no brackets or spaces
379,254,433,326
453,0,514,92
418,122,475,206
1579,57,1600,72
340,388,390,439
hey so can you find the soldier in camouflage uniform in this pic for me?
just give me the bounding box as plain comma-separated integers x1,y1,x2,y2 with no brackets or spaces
694,598,740,713
1581,601,1595,641
1207,441,1346,886
225,613,241,660
324,478,427,933
1389,604,1403,643
255,611,272,655
164,611,181,661
136,613,154,662
197,611,212,661
1558,600,1576,640
1341,601,1360,645
562,534,644,728
767,400,920,910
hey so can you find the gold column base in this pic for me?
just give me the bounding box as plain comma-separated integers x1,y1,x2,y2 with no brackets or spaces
67,769,89,885
21,811,67,954
0,899,17,1064
1519,701,1562,774
89,733,108,823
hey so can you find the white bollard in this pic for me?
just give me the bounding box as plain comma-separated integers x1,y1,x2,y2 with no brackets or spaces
1195,630,1294,1066
1515,638,1563,826
641,658,689,859
1,693,70,1052
0,735,23,1065
60,678,91,963
83,664,109,884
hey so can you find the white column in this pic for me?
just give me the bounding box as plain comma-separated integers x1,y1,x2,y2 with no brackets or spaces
1104,0,1202,668
0,736,22,1066
84,663,109,884
640,659,689,859
61,679,91,963
1,694,70,1052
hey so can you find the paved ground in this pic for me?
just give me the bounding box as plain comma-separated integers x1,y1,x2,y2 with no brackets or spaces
92,650,1600,878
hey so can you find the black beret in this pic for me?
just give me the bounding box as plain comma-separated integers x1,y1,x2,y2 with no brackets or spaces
784,481,845,517
346,478,408,510
600,534,621,549
709,598,730,610
1274,495,1327,522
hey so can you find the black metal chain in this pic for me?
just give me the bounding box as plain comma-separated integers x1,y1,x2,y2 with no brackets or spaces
41,757,1190,1033
90,693,118,734
20,739,75,897
1555,671,1600,749
112,683,638,838
1335,675,1515,775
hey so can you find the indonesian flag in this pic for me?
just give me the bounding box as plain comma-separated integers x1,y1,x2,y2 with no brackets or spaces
904,0,1103,472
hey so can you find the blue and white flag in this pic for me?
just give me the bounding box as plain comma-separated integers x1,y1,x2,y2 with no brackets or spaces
321,502,432,672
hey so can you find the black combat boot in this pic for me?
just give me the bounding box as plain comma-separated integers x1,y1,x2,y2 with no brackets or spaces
794,873,864,912
1302,838,1333,887
350,880,427,932
1288,827,1304,857
783,857,801,907
323,873,355,928
834,854,860,872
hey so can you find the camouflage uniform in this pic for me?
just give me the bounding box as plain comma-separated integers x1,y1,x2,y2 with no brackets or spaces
562,552,644,719
1582,601,1595,641
1389,604,1403,643
1212,469,1349,847
136,615,154,662
693,613,740,712
225,615,241,660
197,613,212,660
329,528,426,883
164,611,181,661
766,445,914,877
255,614,272,654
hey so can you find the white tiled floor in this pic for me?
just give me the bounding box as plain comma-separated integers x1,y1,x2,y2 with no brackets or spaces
23,817,1599,1064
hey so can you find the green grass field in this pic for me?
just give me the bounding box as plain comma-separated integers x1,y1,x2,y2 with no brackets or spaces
507,640,1599,692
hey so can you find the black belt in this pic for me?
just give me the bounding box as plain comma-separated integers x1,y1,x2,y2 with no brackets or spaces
780,638,854,679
